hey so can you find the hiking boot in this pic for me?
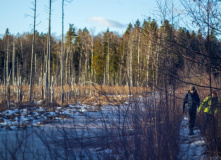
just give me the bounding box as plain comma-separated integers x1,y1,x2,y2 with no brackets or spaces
188,128,194,135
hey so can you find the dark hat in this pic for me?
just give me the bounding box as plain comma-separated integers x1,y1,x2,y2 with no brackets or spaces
190,85,196,91
212,91,218,97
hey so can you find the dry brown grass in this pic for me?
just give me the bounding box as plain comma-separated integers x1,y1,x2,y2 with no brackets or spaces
0,85,150,107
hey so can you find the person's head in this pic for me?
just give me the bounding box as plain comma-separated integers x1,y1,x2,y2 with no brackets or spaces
212,91,218,98
190,86,196,94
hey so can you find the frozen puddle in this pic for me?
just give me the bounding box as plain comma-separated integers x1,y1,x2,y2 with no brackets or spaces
179,116,206,159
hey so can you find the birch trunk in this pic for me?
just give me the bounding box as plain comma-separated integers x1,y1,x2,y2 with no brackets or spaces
66,51,68,84
42,52,44,99
29,0,36,102
119,44,124,86
45,0,51,100
12,41,15,85
147,41,151,87
129,44,133,87
127,48,129,87
16,57,19,102
61,0,64,104
83,42,88,87
91,36,94,83
35,53,37,77
137,34,140,87
6,37,10,108
69,47,71,85
102,43,106,85
6,39,9,86
3,58,5,103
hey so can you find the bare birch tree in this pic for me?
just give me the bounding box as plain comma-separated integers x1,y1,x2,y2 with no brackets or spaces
45,0,51,100
12,41,15,86
61,0,73,103
29,0,36,102
61,0,65,104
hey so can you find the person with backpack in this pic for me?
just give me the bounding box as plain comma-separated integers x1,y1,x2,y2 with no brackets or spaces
182,86,200,135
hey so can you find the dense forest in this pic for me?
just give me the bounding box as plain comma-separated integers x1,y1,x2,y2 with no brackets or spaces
1,18,221,88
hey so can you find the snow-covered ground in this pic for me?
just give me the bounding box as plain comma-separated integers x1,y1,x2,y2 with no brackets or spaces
179,116,206,159
0,101,134,159
0,102,119,129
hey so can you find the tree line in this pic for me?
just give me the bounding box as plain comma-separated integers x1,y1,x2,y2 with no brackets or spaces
1,20,221,87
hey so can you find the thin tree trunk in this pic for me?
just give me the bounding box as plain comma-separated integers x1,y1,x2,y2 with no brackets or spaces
6,39,9,85
35,53,37,78
20,41,25,82
147,43,150,87
61,0,64,104
119,45,124,86
45,0,51,101
91,36,94,83
103,67,106,85
85,48,88,86
48,19,51,98
69,46,71,85
164,56,169,121
127,48,129,87
51,76,54,103
6,37,10,108
29,0,36,102
42,51,44,99
130,44,133,87
103,43,106,85
137,33,140,87
12,41,15,85
4,56,6,90
66,51,68,85
156,42,159,87
56,43,59,87
17,57,19,102
79,50,82,85
107,36,110,85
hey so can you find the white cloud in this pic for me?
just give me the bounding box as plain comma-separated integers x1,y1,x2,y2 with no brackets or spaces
87,17,126,28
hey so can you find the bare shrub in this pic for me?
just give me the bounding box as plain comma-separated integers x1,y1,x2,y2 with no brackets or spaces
32,88,181,159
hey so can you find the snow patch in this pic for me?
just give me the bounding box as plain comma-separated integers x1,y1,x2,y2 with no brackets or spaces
179,116,206,159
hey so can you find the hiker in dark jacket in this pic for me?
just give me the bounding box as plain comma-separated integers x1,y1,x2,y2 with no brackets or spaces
182,86,200,135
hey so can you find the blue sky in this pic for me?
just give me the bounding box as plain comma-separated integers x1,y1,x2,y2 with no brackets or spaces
0,0,158,38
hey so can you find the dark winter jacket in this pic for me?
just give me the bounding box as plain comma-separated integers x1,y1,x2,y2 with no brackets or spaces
182,90,200,113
